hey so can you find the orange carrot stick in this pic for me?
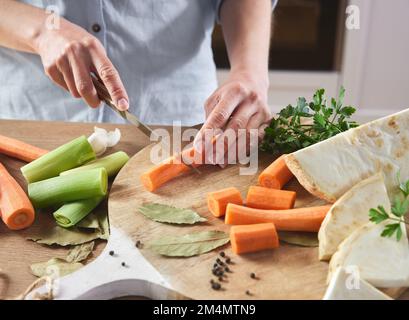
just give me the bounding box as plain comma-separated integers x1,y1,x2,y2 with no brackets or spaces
0,134,48,163
207,187,243,217
225,203,331,232
230,223,279,254
258,154,293,189
140,147,203,192
246,185,296,210
0,163,35,230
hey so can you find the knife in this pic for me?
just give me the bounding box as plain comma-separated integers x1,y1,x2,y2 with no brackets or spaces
91,74,200,173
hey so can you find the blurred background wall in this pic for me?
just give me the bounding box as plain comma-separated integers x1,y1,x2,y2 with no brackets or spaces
212,0,409,119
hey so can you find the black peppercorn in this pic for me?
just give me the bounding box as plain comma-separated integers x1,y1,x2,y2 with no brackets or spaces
109,250,115,256
121,262,126,267
220,252,225,257
250,272,256,279
246,290,251,296
225,257,231,264
225,267,230,273
211,282,221,290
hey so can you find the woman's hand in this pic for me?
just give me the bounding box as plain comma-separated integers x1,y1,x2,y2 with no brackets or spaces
194,70,271,167
35,18,129,110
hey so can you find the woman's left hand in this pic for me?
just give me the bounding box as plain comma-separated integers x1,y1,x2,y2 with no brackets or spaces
194,70,272,167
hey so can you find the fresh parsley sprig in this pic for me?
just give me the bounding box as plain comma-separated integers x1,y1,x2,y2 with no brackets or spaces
261,87,359,154
369,173,409,241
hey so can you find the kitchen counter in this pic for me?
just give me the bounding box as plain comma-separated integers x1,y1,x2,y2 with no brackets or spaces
1,118,408,300
0,119,152,299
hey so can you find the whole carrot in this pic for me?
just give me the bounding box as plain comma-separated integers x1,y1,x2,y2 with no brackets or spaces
0,134,48,162
0,162,35,230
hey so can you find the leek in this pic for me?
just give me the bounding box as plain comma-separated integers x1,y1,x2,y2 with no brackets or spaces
21,136,96,183
28,168,108,208
53,196,104,228
60,151,129,177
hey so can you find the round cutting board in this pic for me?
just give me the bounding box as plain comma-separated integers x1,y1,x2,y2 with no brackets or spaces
107,144,330,300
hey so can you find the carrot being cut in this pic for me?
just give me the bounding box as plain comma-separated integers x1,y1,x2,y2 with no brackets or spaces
207,187,243,217
225,203,331,232
0,163,35,230
230,223,279,254
140,146,203,192
246,185,296,210
0,134,48,162
258,154,293,189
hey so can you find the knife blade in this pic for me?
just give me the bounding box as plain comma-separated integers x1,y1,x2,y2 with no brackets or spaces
91,74,200,173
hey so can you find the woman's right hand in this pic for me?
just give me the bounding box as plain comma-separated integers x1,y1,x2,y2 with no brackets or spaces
35,18,129,110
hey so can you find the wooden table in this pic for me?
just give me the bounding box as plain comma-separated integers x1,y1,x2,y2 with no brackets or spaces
1,118,408,300
0,120,151,299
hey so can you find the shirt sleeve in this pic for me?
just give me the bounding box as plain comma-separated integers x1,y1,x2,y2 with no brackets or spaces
215,0,278,24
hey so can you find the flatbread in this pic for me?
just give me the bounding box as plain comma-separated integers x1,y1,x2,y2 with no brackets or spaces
323,267,393,300
285,109,409,202
328,222,409,288
318,173,390,261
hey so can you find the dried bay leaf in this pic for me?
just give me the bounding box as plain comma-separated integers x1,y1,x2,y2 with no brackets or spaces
30,258,83,278
66,241,95,263
149,230,229,257
278,231,319,247
96,208,110,240
77,213,99,229
139,203,207,225
26,207,109,246
27,225,100,246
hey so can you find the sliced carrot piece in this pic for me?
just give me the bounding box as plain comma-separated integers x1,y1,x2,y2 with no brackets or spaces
0,162,35,230
140,146,203,192
230,223,279,254
0,134,48,162
246,185,296,210
258,154,293,189
207,187,243,217
225,203,331,232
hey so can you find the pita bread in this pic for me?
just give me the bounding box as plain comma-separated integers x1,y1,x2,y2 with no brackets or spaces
323,267,393,300
285,109,409,202
318,173,390,261
328,222,409,288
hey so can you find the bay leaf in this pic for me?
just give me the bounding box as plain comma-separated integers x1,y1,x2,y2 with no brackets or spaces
139,203,206,225
30,258,83,278
149,230,229,257
77,213,99,229
27,207,109,246
278,231,319,247
96,209,110,240
66,241,95,263
27,226,101,246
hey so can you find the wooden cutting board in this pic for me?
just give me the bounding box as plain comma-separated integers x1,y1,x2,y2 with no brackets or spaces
108,144,331,300
31,143,405,299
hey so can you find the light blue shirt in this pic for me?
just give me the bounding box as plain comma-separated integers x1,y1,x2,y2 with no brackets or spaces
0,0,225,125
1,0,276,125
